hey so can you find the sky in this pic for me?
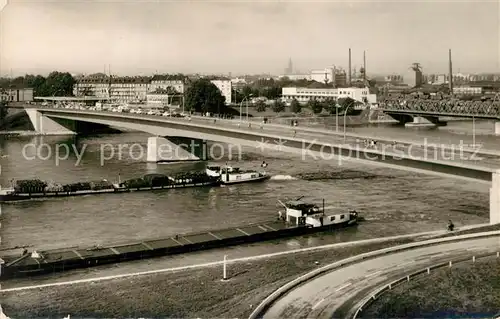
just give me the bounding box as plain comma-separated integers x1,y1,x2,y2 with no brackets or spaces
0,0,499,77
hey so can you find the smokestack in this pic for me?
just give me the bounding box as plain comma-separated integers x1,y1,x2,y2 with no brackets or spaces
363,50,366,82
448,49,453,94
348,48,352,86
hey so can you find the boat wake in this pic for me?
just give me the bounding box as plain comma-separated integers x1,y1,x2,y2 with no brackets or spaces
295,170,385,181
270,175,298,181
270,170,391,182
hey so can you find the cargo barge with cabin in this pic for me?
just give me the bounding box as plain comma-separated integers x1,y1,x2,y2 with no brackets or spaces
0,164,269,202
0,198,360,279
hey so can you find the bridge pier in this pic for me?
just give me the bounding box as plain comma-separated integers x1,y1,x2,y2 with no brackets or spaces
146,136,207,163
494,121,500,136
25,109,76,135
490,170,500,225
404,116,436,128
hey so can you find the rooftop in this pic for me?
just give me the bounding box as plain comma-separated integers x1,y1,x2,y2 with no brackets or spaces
34,96,111,101
285,200,316,208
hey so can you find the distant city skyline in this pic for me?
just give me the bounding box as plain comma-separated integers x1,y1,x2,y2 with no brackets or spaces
0,0,498,77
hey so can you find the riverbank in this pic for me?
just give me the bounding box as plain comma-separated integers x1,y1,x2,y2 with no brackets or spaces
2,224,498,318
0,130,39,136
0,238,421,318
359,257,500,318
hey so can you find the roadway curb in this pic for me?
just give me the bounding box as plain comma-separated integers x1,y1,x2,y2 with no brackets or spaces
248,230,500,319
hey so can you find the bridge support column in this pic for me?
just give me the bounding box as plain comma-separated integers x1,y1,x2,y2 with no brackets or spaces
146,136,207,163
494,121,500,136
404,116,436,128
25,109,75,135
489,169,500,225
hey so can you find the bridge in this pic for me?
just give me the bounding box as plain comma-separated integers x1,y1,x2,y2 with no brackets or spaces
33,96,111,102
378,97,500,134
16,106,500,224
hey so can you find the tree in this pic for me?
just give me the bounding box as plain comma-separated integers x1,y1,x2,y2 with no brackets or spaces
307,99,323,114
43,72,75,96
255,100,267,112
337,97,355,111
241,86,255,99
321,98,337,114
272,100,285,113
290,98,301,114
259,86,281,100
184,79,226,114
337,97,361,115
0,99,8,127
232,89,245,103
25,75,48,96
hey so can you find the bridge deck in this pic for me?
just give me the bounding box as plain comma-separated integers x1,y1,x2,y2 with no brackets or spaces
378,97,500,119
18,106,500,181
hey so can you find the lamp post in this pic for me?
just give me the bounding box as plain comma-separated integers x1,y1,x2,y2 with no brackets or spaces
343,104,352,143
472,115,476,148
335,102,339,132
239,94,253,124
246,97,249,122
181,95,185,114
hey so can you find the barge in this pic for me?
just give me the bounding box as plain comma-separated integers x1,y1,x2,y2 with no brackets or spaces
0,173,220,202
0,198,359,279
205,163,270,185
0,164,272,202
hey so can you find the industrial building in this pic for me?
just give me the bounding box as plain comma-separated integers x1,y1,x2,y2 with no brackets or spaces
281,87,376,106
404,63,423,88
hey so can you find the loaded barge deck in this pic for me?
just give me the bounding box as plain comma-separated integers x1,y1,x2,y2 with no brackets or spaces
0,175,220,202
0,180,219,202
0,206,359,280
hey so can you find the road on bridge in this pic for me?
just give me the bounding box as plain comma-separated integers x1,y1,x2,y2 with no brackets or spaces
142,113,500,169
31,107,500,169
259,236,500,319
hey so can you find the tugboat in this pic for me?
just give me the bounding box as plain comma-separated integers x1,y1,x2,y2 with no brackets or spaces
205,162,270,185
277,196,359,229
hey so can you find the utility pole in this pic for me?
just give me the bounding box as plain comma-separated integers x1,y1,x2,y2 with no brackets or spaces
363,50,367,83
348,48,352,87
448,49,454,95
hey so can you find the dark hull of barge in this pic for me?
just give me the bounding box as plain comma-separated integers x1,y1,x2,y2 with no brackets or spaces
0,219,358,279
0,179,220,202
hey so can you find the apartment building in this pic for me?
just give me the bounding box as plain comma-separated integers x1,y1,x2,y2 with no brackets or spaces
210,79,232,104
74,76,150,102
149,75,186,93
74,75,233,104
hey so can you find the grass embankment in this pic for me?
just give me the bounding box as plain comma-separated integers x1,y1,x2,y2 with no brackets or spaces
1,238,416,318
2,225,498,318
359,257,500,319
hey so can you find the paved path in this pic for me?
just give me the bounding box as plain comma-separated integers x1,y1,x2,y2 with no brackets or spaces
260,236,500,319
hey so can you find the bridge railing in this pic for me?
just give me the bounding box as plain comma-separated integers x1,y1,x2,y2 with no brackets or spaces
351,251,500,319
379,98,500,118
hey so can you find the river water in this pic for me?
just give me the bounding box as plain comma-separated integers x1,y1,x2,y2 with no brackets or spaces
0,119,492,260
